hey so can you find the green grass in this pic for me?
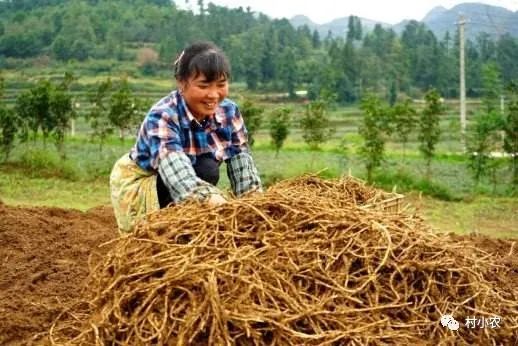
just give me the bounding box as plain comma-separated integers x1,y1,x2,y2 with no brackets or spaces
410,194,518,238
0,170,110,210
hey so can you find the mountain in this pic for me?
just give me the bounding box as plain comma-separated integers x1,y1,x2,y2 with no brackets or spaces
421,3,518,39
290,2,518,40
422,6,448,22
290,15,390,39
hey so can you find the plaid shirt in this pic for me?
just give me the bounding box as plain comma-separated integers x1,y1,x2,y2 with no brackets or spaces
130,90,248,171
158,151,262,203
130,90,262,202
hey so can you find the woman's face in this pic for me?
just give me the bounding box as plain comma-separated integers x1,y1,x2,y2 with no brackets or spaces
179,73,229,120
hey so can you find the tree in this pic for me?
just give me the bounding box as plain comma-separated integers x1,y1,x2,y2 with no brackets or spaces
15,80,52,143
87,79,114,151
0,108,17,162
108,78,142,140
392,99,417,160
240,100,264,147
467,111,503,187
0,75,17,162
481,62,502,114
51,1,96,61
240,29,264,89
159,37,178,64
359,94,387,182
503,82,518,189
496,34,518,85
311,29,321,49
278,47,298,98
269,107,291,157
300,99,333,150
49,74,76,159
388,79,397,106
418,89,443,178
465,62,505,188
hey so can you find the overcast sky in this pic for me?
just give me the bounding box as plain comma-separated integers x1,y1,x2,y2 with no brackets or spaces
177,0,518,24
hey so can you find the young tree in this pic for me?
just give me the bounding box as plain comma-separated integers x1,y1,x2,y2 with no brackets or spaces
0,75,18,162
15,79,52,143
466,62,504,189
240,99,264,147
392,99,417,160
0,108,17,162
108,78,142,141
87,79,114,151
359,94,387,182
503,82,518,189
467,111,503,187
300,99,333,150
49,75,75,159
418,89,443,178
269,107,291,157
481,62,502,114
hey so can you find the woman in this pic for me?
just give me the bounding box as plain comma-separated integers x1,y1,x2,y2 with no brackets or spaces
110,41,262,232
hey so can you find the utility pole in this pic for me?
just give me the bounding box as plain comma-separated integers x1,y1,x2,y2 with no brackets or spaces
458,15,467,150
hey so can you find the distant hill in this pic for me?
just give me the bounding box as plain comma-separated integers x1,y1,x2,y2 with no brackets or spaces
420,3,518,39
290,14,390,39
290,2,518,40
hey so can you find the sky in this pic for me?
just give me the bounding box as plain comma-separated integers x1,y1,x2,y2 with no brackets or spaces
177,0,518,24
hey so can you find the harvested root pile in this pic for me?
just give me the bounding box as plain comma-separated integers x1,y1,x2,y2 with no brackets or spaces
50,175,517,345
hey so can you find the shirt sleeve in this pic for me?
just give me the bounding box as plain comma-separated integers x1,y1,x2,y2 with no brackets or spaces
230,106,249,153
139,110,185,171
158,151,223,203
226,152,263,197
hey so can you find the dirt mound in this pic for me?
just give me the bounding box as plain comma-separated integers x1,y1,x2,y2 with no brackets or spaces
0,203,118,345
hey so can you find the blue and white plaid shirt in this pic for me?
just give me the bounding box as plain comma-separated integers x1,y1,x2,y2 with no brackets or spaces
130,90,248,171
130,90,262,202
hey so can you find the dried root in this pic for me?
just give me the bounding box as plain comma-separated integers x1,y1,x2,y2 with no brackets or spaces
49,175,518,345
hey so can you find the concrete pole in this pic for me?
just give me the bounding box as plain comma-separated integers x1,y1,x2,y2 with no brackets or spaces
458,15,467,150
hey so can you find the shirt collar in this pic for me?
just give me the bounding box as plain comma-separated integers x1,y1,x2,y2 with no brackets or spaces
176,90,215,129
175,91,194,129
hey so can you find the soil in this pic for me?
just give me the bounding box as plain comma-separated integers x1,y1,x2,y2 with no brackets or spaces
0,202,118,345
0,202,516,345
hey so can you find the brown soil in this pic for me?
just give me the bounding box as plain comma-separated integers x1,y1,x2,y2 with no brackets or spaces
0,202,118,345
0,201,516,345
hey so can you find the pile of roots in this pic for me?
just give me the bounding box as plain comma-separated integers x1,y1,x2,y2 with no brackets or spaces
50,175,517,345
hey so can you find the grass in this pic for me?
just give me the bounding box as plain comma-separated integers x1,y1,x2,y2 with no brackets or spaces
0,170,110,210
408,194,518,239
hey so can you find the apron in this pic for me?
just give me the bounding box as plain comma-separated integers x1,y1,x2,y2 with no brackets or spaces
109,154,160,233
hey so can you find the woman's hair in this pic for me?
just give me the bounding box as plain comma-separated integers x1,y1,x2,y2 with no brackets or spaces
174,41,231,82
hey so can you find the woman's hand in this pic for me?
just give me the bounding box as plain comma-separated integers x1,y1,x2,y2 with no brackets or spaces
207,193,227,207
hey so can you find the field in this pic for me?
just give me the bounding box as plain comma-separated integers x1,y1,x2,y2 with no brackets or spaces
0,72,517,344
